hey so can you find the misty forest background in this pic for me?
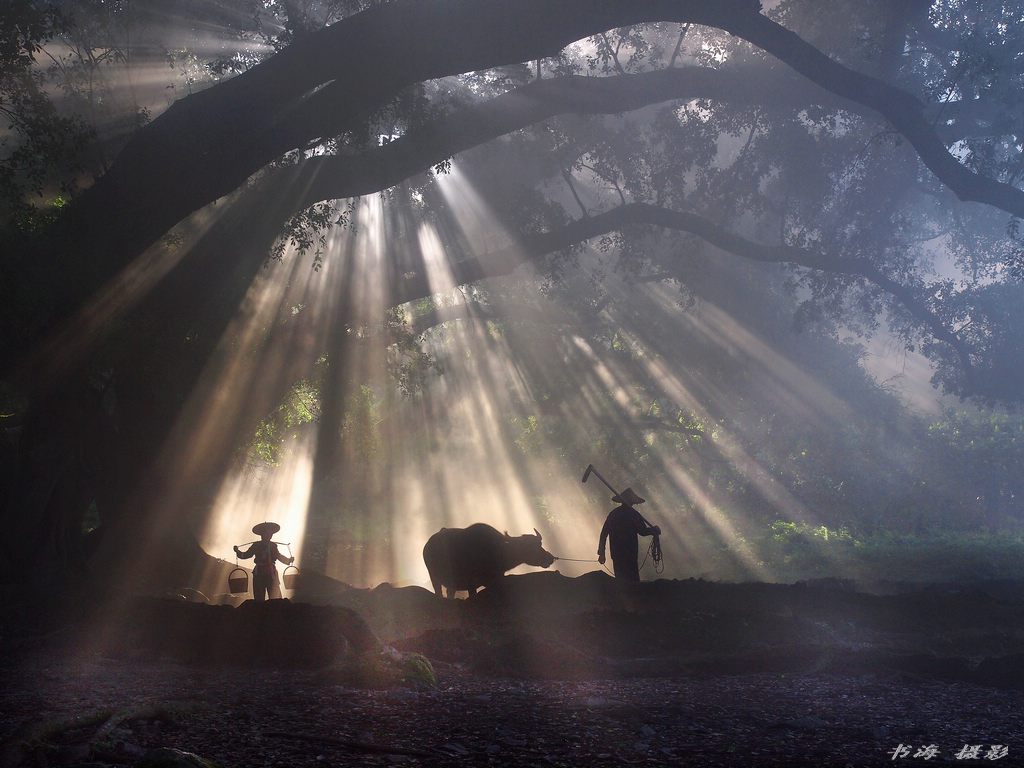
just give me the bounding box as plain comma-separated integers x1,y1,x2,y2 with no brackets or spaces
3,0,1024,596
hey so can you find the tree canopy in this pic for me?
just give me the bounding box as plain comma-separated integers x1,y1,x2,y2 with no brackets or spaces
5,0,1024,395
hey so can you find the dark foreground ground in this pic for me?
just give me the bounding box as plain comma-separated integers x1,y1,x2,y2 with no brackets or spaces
4,654,1022,768
3,573,1024,767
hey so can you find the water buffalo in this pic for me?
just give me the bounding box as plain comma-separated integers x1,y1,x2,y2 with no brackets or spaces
422,523,556,598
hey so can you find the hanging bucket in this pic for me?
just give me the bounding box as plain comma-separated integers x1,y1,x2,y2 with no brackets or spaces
282,565,299,590
228,567,249,594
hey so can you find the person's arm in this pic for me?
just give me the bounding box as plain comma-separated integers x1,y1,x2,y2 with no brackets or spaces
234,543,255,559
598,515,611,564
633,510,660,537
275,545,294,565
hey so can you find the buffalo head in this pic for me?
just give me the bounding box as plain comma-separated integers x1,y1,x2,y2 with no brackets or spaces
504,527,556,568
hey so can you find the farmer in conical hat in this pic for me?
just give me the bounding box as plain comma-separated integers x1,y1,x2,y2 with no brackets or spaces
597,488,661,582
234,522,294,602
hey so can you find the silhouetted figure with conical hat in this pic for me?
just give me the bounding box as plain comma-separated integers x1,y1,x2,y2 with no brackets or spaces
235,522,294,602
598,488,660,582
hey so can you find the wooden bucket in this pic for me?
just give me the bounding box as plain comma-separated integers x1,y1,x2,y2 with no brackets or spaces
282,565,299,590
228,567,249,594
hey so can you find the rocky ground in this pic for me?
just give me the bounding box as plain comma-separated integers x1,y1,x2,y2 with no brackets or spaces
3,573,1024,767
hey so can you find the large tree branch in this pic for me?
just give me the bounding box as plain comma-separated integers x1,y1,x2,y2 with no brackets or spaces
394,203,973,387
926,96,1022,141
260,64,977,224
285,66,822,211
726,12,1024,217
276,12,1024,222
9,0,1017,374
8,0,764,373
270,62,1012,237
31,60,978,392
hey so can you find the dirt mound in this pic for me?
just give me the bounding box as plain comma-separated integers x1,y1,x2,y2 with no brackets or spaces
20,571,1024,685
307,571,1024,686
100,598,378,667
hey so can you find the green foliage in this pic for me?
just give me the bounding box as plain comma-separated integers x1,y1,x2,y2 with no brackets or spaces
0,3,91,222
762,520,857,577
0,378,27,419
270,200,355,268
342,384,381,461
852,532,1024,582
386,306,442,396
0,2,64,70
249,380,320,465
769,519,855,545
324,648,437,689
920,408,1024,527
512,414,541,455
81,499,100,534
759,525,1024,583
8,193,66,234
165,47,212,97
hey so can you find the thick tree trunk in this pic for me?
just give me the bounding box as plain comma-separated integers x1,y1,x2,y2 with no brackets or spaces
1,181,292,590
2,377,108,586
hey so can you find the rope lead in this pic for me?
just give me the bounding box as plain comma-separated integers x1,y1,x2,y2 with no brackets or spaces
639,534,664,574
